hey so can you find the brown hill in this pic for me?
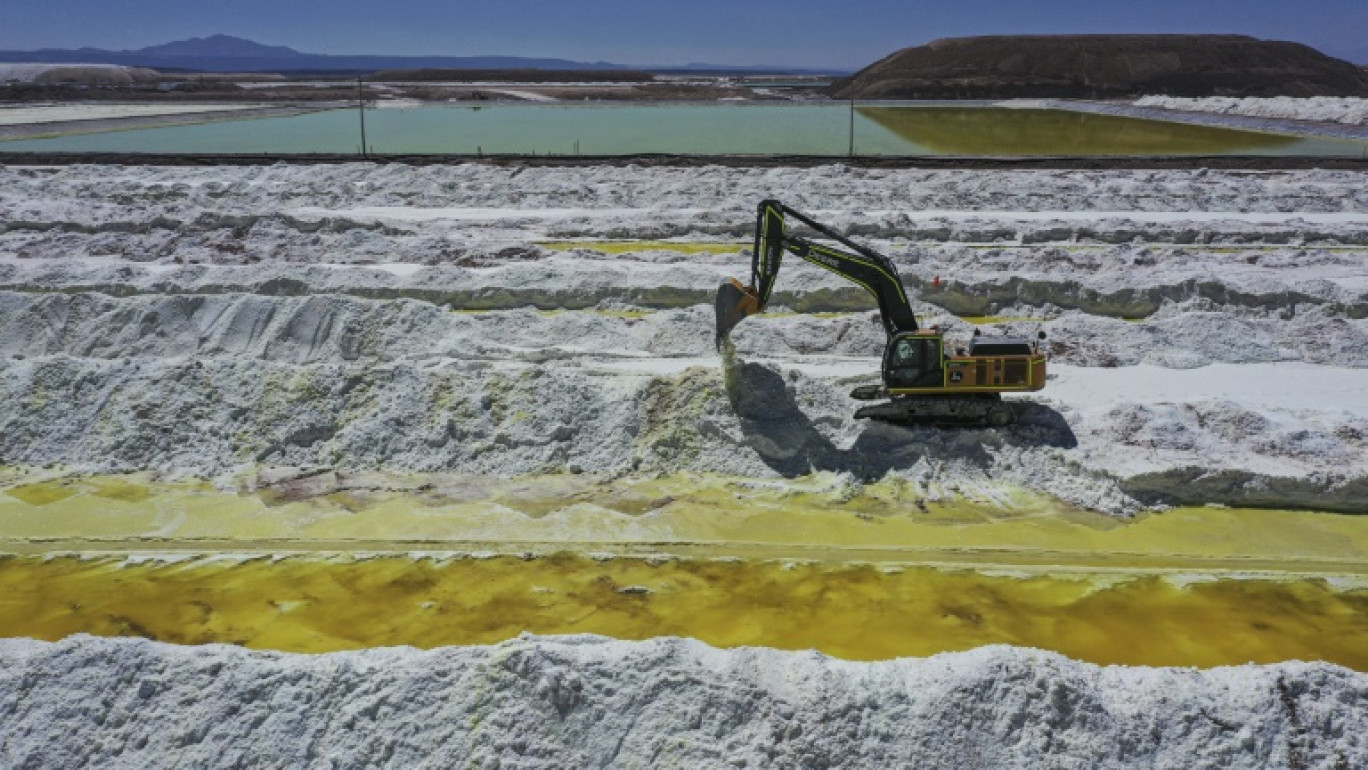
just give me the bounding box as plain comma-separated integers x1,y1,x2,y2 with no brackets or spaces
827,35,1368,100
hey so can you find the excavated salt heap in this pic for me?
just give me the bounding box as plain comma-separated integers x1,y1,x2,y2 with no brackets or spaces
1,634,1364,768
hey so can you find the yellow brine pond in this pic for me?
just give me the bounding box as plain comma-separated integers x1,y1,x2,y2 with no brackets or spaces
1,471,1365,668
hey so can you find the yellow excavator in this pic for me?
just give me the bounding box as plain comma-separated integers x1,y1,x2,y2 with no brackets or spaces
715,199,1047,426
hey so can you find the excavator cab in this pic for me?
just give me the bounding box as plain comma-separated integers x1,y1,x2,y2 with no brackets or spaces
885,333,944,389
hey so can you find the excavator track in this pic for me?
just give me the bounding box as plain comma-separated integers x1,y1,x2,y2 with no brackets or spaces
851,387,1016,427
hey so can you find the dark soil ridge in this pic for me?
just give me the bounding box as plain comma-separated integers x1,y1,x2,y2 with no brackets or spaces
827,35,1368,100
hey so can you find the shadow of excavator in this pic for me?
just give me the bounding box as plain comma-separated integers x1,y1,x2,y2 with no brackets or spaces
724,361,1077,480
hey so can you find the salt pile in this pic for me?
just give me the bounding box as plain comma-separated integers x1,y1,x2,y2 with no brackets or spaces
1,163,1365,514
1134,96,1368,126
2,634,1364,769
0,63,158,86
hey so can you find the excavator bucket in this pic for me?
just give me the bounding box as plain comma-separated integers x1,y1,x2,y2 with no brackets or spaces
714,278,761,349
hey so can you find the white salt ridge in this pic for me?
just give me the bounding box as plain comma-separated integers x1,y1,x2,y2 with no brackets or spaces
4,242,1367,317
4,165,1364,313
0,103,274,125
3,165,1363,229
297,204,1368,226
1135,96,1368,127
484,89,559,102
0,164,1366,513
1,346,1362,514
1047,362,1368,418
0,634,1362,769
0,64,161,88
0,63,130,82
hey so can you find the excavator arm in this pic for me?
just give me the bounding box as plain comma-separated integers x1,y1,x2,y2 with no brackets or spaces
715,199,919,347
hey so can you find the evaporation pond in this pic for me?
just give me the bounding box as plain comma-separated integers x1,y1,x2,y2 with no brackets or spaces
2,104,1364,156
2,553,1365,669
5,474,1366,666
5,473,1368,571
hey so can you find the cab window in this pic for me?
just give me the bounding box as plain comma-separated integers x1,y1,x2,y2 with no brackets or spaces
887,336,943,388
894,339,921,368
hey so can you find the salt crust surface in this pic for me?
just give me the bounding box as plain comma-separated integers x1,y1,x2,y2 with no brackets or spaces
2,165,1366,767
0,103,274,126
0,634,1363,769
0,63,152,86
1,164,1366,513
1134,96,1368,127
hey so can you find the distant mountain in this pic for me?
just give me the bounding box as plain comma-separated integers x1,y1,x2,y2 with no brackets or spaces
134,35,302,60
0,34,627,73
0,34,849,75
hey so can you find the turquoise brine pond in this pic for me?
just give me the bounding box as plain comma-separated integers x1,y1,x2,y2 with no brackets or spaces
3,103,1365,156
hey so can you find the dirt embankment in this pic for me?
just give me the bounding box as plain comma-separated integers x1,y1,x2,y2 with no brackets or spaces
828,35,1368,100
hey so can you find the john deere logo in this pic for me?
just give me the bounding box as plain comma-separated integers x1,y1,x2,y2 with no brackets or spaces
810,251,840,269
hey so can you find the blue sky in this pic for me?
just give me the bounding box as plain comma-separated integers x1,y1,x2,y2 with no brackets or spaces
6,0,1367,68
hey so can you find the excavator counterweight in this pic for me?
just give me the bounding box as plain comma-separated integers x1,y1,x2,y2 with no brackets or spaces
715,199,1047,427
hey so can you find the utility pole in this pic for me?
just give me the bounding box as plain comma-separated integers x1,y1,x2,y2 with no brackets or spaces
357,76,368,158
847,95,855,157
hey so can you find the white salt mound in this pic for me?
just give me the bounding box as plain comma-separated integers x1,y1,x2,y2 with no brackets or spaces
0,63,159,85
1134,96,1368,126
1,163,1366,514
0,634,1364,769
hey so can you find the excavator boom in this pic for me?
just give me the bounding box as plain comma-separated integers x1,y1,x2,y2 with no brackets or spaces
715,200,919,346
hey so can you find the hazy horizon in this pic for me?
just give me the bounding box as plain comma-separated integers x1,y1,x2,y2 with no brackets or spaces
6,0,1368,69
